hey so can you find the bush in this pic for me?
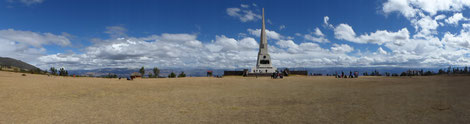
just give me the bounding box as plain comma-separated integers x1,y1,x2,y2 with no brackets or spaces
168,72,176,78
178,72,186,78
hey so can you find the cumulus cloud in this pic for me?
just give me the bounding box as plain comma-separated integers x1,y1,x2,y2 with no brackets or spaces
240,4,249,8
7,0,44,5
382,0,470,38
376,47,388,55
382,0,418,18
37,26,392,69
247,28,282,40
303,28,330,43
38,32,263,69
105,26,127,38
442,30,470,49
0,29,71,47
0,29,71,65
334,24,410,45
334,24,357,42
226,5,261,22
412,15,440,37
445,13,468,25
330,44,354,53
382,0,470,17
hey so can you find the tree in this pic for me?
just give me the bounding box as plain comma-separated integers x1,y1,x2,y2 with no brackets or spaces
105,73,117,78
400,72,407,76
423,71,433,76
34,68,42,74
59,68,67,76
50,67,57,75
447,66,451,74
153,67,160,78
438,69,445,74
168,72,176,78
148,72,153,78
139,66,145,78
178,72,186,78
464,66,468,74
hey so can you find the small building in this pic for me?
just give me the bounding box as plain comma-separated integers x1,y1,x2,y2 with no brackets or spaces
207,71,213,77
130,72,142,79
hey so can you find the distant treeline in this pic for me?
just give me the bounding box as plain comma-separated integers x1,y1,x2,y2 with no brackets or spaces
43,66,187,78
357,66,469,76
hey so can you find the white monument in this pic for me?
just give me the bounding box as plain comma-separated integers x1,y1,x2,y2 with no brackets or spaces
251,8,277,73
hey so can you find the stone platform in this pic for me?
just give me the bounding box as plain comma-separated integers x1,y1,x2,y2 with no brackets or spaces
246,73,276,77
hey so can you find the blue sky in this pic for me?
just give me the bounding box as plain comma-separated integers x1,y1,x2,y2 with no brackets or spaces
1,0,470,69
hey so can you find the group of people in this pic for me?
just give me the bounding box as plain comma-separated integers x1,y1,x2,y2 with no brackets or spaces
335,71,359,78
271,71,284,79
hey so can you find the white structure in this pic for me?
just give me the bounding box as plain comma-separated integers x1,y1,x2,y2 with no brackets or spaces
251,8,277,73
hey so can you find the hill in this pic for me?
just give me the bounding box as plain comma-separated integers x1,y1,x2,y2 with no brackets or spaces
0,57,39,71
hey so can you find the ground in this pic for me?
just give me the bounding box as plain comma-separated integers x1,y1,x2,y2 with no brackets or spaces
0,71,469,123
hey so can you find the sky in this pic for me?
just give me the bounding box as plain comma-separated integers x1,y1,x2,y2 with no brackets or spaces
1,0,470,70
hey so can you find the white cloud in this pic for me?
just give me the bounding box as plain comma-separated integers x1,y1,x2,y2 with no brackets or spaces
105,26,127,38
313,27,324,37
434,14,446,20
445,13,467,25
323,16,334,29
0,29,71,65
334,24,357,42
304,35,329,43
0,29,70,47
226,6,261,22
303,28,330,43
330,44,354,53
382,0,418,18
382,0,470,38
412,15,440,38
358,28,410,45
376,47,388,55
247,28,282,40
463,23,470,29
37,26,470,69
442,30,470,49
7,0,44,5
383,0,470,17
279,25,286,30
240,4,249,8
334,24,410,45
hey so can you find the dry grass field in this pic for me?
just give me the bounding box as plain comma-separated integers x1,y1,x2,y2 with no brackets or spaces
0,71,469,123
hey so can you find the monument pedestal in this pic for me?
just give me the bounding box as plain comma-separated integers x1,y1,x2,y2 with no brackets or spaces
250,67,277,73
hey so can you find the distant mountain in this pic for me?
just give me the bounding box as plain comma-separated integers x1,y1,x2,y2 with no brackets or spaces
0,57,39,71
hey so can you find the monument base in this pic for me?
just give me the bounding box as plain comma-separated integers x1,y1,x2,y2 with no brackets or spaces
246,73,273,77
250,67,277,73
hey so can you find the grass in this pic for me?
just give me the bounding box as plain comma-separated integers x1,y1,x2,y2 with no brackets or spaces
0,71,469,123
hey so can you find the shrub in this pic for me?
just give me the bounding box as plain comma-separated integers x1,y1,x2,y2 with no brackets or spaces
178,72,186,78
168,72,176,78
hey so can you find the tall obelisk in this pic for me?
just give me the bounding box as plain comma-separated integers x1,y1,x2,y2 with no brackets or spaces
252,8,276,73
